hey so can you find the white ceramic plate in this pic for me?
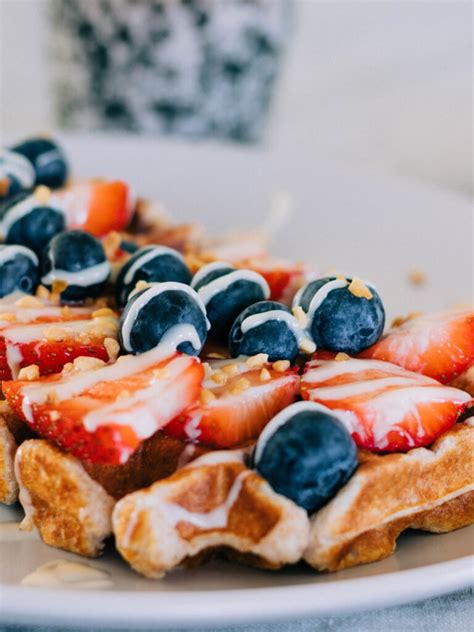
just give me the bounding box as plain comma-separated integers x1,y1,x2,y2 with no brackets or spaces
0,135,473,628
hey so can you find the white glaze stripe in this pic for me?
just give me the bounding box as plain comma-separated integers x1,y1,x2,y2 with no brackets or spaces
123,246,185,285
196,269,270,306
0,245,38,266
0,150,35,188
306,376,440,400
240,310,305,345
0,192,64,239
41,260,110,287
303,358,431,384
305,279,348,322
120,283,209,352
191,261,232,289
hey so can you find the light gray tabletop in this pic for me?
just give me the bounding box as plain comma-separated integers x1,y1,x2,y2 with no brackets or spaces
2,588,473,632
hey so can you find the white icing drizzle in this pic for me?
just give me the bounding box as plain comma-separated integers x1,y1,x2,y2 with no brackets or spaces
0,305,92,325
190,261,232,289
0,192,64,239
308,376,433,400
305,279,348,322
0,150,35,188
41,260,110,288
253,401,339,465
5,343,23,379
14,445,36,529
18,326,199,422
196,269,270,307
1,317,111,345
21,560,113,589
123,245,186,285
0,244,38,266
120,282,209,352
184,413,202,442
240,309,306,348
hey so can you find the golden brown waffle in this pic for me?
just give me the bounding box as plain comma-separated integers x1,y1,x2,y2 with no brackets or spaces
0,402,35,504
113,451,310,578
304,421,474,572
15,439,115,557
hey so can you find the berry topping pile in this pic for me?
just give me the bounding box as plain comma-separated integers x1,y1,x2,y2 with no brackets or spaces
0,134,472,518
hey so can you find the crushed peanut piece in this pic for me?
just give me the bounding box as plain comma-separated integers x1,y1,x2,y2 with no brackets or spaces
200,389,217,405
61,362,75,375
211,371,228,385
52,280,68,294
73,356,107,372
49,410,60,421
0,313,16,322
35,285,50,300
15,295,42,308
18,364,40,381
259,368,271,382
335,352,351,361
222,363,239,377
348,277,373,300
292,305,308,328
45,326,68,342
391,312,423,329
104,337,120,363
102,231,122,258
135,280,150,292
206,352,227,359
94,297,109,309
246,353,269,368
34,185,51,205
299,338,316,354
92,307,116,319
408,269,427,287
272,360,290,372
336,274,347,282
230,377,251,395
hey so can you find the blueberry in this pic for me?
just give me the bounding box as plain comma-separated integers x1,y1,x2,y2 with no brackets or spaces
41,230,110,303
119,239,139,254
0,191,65,255
229,300,312,363
10,137,68,189
115,245,192,306
0,244,39,297
0,149,35,199
191,262,270,340
253,401,358,512
119,282,209,355
294,276,385,354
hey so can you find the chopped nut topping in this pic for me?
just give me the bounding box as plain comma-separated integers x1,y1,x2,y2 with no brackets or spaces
408,269,427,287
211,371,228,385
52,280,68,294
335,352,351,361
18,364,40,381
391,311,423,329
102,231,122,258
259,368,271,382
206,352,227,359
230,377,251,395
34,185,51,205
49,410,60,421
348,277,373,300
45,326,68,342
73,356,107,372
299,338,316,354
92,307,116,319
336,274,347,282
104,337,120,363
135,280,150,292
0,312,16,322
15,295,42,308
61,362,75,375
246,353,269,368
292,305,308,328
94,297,109,309
272,360,290,372
222,363,239,377
35,285,50,300
200,389,217,405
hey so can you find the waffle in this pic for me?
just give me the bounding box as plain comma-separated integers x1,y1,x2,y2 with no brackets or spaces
113,450,310,578
304,420,474,572
0,402,35,504
15,439,115,557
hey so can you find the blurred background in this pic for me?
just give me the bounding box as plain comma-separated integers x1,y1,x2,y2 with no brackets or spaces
1,0,472,195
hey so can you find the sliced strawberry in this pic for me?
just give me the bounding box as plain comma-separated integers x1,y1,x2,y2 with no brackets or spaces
165,357,300,448
360,309,474,383
301,356,472,452
236,258,314,305
3,348,204,465
53,180,133,236
0,313,118,380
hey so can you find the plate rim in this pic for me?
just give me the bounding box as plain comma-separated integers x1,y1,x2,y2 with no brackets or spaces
1,554,473,629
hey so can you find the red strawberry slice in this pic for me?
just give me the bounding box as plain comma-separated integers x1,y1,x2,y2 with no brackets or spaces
237,258,314,305
301,356,472,452
0,313,118,380
360,309,474,383
3,348,204,464
165,357,300,447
